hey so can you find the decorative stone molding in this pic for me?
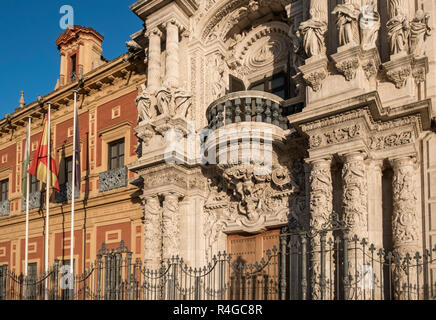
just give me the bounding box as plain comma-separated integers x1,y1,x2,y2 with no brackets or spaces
412,56,429,85
331,44,362,81
369,131,413,150
143,196,162,270
98,166,128,192
308,124,362,149
342,152,368,237
391,157,419,254
382,53,413,89
361,47,381,80
299,57,328,92
161,192,184,260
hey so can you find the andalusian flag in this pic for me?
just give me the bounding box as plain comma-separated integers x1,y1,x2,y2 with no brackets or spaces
22,120,31,198
28,116,60,192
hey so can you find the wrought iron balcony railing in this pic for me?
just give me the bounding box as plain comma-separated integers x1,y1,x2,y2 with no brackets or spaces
99,166,128,193
22,191,42,211
55,183,80,203
206,91,303,131
0,200,10,217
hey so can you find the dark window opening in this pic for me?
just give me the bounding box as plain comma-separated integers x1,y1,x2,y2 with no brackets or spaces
108,139,125,170
249,72,289,99
229,75,245,93
0,180,8,202
70,54,77,82
65,156,73,185
30,176,40,194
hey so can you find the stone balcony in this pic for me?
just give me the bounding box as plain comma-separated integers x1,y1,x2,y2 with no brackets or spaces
0,200,10,217
206,91,303,131
99,166,128,193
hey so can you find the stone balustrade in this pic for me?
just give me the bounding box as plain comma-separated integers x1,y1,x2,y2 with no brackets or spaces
0,200,10,217
206,91,301,131
99,166,128,193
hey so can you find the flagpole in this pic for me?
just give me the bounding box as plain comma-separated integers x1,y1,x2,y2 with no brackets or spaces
45,103,51,300
24,116,32,299
70,89,78,298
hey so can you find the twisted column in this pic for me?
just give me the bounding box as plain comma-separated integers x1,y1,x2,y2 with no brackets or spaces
308,157,333,300
392,156,420,300
165,20,180,88
147,28,162,93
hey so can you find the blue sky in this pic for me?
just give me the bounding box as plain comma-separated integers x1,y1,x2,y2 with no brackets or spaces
0,1,141,116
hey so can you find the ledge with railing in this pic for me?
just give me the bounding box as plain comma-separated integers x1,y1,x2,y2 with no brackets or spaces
206,91,304,131
0,200,10,217
98,166,128,193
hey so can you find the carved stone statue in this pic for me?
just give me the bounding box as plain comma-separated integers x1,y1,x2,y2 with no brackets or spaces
386,5,410,55
288,27,306,73
135,84,153,123
210,53,226,101
359,1,381,50
156,84,192,119
299,8,328,58
332,0,361,46
410,10,432,57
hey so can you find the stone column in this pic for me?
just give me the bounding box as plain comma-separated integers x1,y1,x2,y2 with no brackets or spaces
342,152,368,300
161,192,183,261
392,156,420,300
308,157,333,300
147,28,162,93
165,20,180,88
143,196,162,270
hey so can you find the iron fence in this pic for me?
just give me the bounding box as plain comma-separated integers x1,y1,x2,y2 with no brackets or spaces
1,231,436,300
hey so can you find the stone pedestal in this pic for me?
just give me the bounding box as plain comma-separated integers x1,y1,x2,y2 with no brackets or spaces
299,56,329,94
331,45,362,82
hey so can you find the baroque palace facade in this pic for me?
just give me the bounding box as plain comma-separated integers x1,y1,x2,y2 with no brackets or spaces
1,0,436,299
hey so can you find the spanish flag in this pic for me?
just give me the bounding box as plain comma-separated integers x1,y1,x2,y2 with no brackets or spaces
28,116,60,192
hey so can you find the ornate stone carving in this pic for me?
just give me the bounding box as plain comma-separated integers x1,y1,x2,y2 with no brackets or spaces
359,2,381,50
156,85,192,120
342,153,368,237
143,196,162,269
410,10,432,57
136,84,153,123
361,48,381,79
210,53,226,101
386,0,410,55
161,193,183,260
386,65,411,89
98,166,128,192
299,8,327,58
324,124,361,144
392,157,419,253
369,131,413,150
336,57,360,81
308,158,333,300
302,69,327,92
332,0,361,46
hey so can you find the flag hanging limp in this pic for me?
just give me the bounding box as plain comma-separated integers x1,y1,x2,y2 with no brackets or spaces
28,116,60,192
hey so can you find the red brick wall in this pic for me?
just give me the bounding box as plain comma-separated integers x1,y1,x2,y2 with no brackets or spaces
96,90,138,167
20,236,44,273
0,240,11,266
54,230,83,273
96,222,131,251
0,144,17,193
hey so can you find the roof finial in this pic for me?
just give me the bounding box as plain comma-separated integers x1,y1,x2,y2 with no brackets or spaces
19,90,26,108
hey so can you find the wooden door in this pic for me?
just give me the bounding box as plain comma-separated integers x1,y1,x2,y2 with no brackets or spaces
227,229,280,300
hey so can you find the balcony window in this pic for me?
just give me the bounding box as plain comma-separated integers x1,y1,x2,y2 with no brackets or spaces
56,156,79,203
108,139,125,170
0,180,8,202
30,176,40,193
249,72,288,99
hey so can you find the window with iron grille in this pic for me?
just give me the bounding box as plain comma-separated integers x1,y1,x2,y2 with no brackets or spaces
0,180,8,202
27,262,37,299
108,139,125,170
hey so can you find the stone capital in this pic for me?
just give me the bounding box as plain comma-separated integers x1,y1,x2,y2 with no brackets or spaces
146,28,162,38
306,156,332,169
